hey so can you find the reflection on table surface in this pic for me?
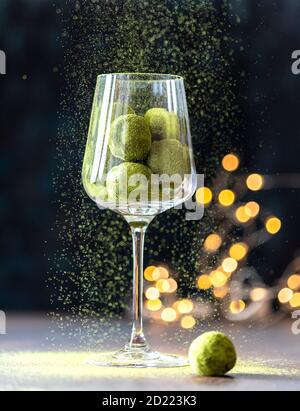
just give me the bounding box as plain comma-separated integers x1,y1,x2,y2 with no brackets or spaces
0,314,299,391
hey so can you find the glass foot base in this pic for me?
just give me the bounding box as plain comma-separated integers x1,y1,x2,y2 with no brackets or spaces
86,349,189,368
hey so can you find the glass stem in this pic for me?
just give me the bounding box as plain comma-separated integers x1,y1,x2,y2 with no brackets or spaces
126,223,150,351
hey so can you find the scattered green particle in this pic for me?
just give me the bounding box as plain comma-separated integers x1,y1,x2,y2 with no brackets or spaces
51,0,241,346
0,353,299,385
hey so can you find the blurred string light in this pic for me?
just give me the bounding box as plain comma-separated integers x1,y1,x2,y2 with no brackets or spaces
222,257,238,273
143,153,286,328
235,206,251,223
229,243,248,261
177,299,194,314
196,187,213,206
229,299,246,314
203,233,222,252
144,266,156,282
167,278,178,293
144,265,194,325
180,315,196,329
246,173,264,191
288,274,300,290
245,201,260,218
161,307,177,322
277,288,293,304
213,286,229,299
222,154,239,172
146,299,162,311
145,287,159,300
265,217,282,234
156,279,170,293
218,189,235,207
289,293,300,308
277,257,300,311
210,270,228,287
250,287,268,302
197,274,211,290
196,154,282,320
153,266,169,280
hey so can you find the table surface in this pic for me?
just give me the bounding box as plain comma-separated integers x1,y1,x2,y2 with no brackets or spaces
0,314,299,391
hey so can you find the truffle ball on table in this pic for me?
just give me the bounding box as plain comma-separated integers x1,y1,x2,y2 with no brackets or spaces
188,331,237,376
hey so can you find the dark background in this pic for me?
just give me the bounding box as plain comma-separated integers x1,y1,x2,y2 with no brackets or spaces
0,0,299,310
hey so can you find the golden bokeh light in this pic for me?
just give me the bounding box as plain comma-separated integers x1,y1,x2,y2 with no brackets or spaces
213,286,229,299
229,242,248,261
156,279,170,293
166,278,178,293
222,257,238,273
180,315,196,329
215,265,231,277
218,189,235,207
278,288,293,304
177,299,194,314
144,266,156,281
265,217,281,234
287,274,300,290
197,274,212,290
289,293,300,308
222,154,240,172
196,187,213,206
210,270,228,288
152,266,169,280
229,299,246,314
146,299,162,311
145,287,160,300
235,206,251,223
161,307,177,322
246,173,264,191
250,288,268,302
245,201,260,218
204,233,222,253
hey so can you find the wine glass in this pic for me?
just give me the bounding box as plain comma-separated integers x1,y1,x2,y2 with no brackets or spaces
82,73,197,367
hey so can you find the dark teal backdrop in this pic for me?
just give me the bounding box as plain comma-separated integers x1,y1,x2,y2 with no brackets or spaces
0,0,300,310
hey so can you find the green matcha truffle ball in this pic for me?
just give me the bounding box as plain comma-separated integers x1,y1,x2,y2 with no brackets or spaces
106,162,151,202
83,179,108,202
166,112,180,140
188,331,237,376
109,114,151,161
145,108,180,140
147,139,185,177
111,102,135,119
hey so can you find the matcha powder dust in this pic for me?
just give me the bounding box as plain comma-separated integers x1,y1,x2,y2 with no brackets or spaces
51,0,242,347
